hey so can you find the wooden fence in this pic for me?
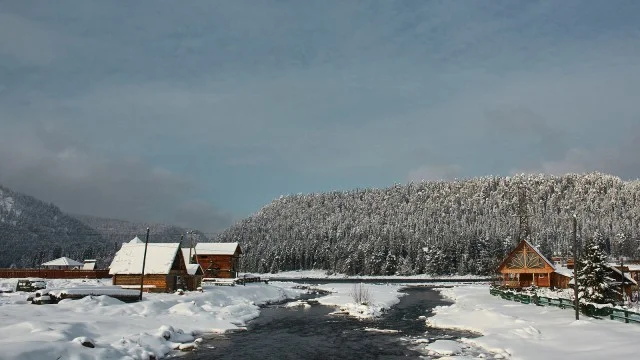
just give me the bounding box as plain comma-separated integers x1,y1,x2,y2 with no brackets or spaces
0,269,111,279
489,287,640,325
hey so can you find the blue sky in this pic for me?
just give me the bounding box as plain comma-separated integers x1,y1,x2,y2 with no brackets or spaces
1,1,640,233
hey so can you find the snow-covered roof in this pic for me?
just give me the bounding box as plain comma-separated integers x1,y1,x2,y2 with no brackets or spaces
608,266,638,285
627,264,640,271
82,262,96,270
195,242,241,255
181,248,195,264
109,243,180,275
129,236,144,244
186,264,202,276
554,266,574,278
42,257,83,267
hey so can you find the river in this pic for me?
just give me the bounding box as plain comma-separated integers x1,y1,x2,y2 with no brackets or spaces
181,286,487,359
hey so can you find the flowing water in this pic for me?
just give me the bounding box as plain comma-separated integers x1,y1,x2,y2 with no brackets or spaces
181,286,487,360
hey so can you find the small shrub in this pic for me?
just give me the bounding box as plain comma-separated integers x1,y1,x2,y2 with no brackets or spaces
350,283,372,305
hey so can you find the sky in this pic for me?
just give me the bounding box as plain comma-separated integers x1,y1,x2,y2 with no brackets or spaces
1,0,640,233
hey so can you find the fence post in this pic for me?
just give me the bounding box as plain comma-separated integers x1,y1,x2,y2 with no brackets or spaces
625,310,629,324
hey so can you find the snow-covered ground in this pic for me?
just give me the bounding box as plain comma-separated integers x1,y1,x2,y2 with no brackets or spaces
0,278,304,360
274,281,407,318
259,269,487,280
428,285,640,359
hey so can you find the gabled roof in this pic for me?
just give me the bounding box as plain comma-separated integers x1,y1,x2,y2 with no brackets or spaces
186,263,203,276
608,265,638,285
109,243,181,275
523,239,556,270
181,248,195,265
42,257,83,267
497,239,556,272
129,236,144,244
195,242,242,256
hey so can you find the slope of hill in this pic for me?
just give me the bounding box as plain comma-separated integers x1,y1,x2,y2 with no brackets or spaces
216,173,640,276
0,185,109,268
73,215,208,248
0,185,208,268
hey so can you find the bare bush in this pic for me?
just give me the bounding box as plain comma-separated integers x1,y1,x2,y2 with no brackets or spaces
351,283,372,305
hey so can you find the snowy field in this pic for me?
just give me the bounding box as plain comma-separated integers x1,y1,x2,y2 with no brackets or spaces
429,285,640,360
0,278,305,360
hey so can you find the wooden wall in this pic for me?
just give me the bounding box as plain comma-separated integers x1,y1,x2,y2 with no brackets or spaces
113,274,171,292
552,273,571,289
112,273,201,292
196,254,239,278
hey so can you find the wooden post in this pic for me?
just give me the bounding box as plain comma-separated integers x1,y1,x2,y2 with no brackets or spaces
139,228,150,301
572,214,579,320
620,258,625,305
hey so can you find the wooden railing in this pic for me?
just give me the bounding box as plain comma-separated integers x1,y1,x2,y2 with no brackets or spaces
0,269,111,279
489,287,640,326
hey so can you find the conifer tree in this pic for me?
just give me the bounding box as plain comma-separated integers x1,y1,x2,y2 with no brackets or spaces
577,236,611,304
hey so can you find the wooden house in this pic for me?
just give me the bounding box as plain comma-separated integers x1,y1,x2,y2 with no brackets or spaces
41,257,83,270
109,242,199,292
497,239,556,288
194,242,242,279
607,265,638,300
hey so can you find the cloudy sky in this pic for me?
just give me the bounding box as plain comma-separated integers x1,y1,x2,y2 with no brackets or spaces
1,0,640,233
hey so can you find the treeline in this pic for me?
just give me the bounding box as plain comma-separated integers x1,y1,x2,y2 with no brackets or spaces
216,173,640,276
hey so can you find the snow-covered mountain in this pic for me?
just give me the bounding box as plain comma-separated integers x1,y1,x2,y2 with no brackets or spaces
0,185,206,268
217,173,640,276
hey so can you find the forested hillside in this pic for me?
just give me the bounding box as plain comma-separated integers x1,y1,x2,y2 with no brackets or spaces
217,173,640,276
0,185,111,268
73,215,207,251
0,185,206,268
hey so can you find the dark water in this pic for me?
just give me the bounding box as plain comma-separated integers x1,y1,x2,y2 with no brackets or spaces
183,287,481,360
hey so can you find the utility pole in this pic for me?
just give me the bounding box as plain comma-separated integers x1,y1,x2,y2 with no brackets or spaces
620,257,626,305
188,231,193,264
572,215,579,320
517,186,531,241
139,228,150,301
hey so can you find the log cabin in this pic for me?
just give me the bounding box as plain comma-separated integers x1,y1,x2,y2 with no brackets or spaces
109,242,199,292
194,242,242,279
497,239,557,288
499,240,639,296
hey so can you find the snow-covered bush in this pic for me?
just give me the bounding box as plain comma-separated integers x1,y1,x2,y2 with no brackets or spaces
351,283,372,305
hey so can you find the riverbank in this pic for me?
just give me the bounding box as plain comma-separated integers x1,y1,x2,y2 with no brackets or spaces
0,279,305,360
429,285,640,359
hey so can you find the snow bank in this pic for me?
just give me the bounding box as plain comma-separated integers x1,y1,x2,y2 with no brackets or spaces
0,279,303,359
260,269,486,280
429,285,640,359
274,282,406,319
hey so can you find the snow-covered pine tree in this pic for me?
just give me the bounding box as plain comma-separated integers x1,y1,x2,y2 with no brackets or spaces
577,235,611,304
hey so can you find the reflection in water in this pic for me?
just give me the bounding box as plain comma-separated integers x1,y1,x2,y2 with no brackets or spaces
183,287,484,360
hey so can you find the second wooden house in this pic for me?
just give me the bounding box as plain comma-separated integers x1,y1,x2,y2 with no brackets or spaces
194,242,242,279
